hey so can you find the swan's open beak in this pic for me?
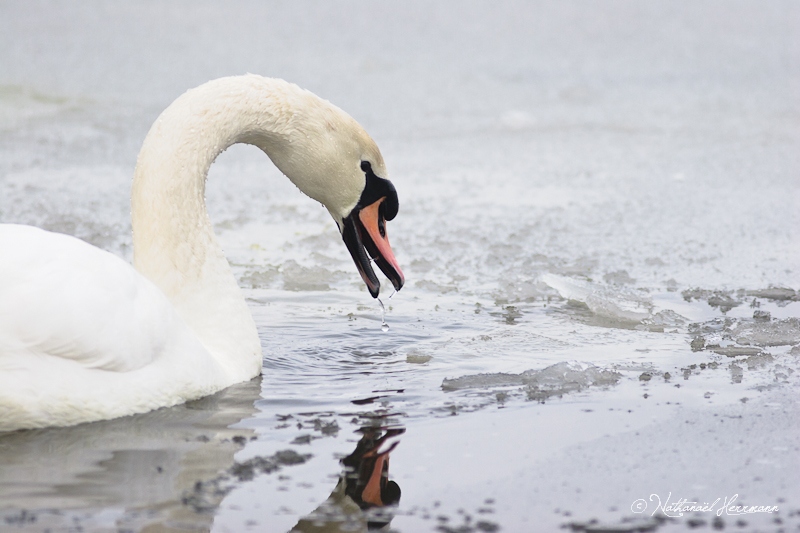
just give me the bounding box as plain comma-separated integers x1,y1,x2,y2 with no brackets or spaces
342,197,404,298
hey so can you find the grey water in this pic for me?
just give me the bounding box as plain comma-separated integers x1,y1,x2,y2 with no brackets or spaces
1,1,799,532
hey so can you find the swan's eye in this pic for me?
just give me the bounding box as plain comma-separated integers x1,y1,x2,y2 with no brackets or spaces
360,161,371,173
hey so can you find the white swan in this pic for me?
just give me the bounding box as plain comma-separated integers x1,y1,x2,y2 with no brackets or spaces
0,75,404,432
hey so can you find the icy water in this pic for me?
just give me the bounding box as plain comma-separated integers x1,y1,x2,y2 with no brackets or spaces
1,1,799,532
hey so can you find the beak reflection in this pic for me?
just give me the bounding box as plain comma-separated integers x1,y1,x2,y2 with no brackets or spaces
290,425,405,532
341,426,404,512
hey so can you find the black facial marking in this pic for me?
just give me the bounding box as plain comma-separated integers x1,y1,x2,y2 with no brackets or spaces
358,160,398,220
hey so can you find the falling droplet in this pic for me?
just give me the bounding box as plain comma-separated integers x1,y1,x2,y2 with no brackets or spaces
377,297,389,332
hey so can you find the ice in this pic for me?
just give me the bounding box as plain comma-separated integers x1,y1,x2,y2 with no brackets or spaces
638,309,687,330
682,288,742,313
442,372,525,391
405,350,432,364
745,287,799,301
540,274,690,330
690,316,800,355
732,317,800,347
541,273,654,323
442,361,621,402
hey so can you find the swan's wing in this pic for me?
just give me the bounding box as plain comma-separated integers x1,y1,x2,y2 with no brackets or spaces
0,224,175,372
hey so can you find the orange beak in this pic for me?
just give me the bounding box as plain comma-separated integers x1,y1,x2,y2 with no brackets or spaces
358,198,404,288
342,197,405,298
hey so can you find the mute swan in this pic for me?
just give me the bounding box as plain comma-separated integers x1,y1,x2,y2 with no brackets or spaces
0,75,404,432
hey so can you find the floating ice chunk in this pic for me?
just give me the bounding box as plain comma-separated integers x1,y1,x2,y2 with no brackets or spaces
442,373,525,391
406,349,433,364
681,288,741,312
732,317,800,347
639,309,687,330
745,287,799,301
709,346,763,357
540,273,653,323
442,361,621,402
540,273,592,302
522,361,621,393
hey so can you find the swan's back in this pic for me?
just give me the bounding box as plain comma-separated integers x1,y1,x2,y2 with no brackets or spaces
1,225,171,369
0,225,225,431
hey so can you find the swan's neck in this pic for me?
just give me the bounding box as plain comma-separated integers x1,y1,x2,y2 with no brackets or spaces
131,76,304,379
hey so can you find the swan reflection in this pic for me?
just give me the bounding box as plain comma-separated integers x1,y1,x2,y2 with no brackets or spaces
0,379,405,533
0,378,261,531
290,425,404,533
1,384,405,532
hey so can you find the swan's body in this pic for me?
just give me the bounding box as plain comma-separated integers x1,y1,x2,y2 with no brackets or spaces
0,75,404,432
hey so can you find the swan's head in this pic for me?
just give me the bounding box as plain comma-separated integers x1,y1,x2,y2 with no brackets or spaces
338,159,404,299
261,85,405,298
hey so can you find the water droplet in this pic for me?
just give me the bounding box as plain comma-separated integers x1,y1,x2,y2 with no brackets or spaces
378,297,389,332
